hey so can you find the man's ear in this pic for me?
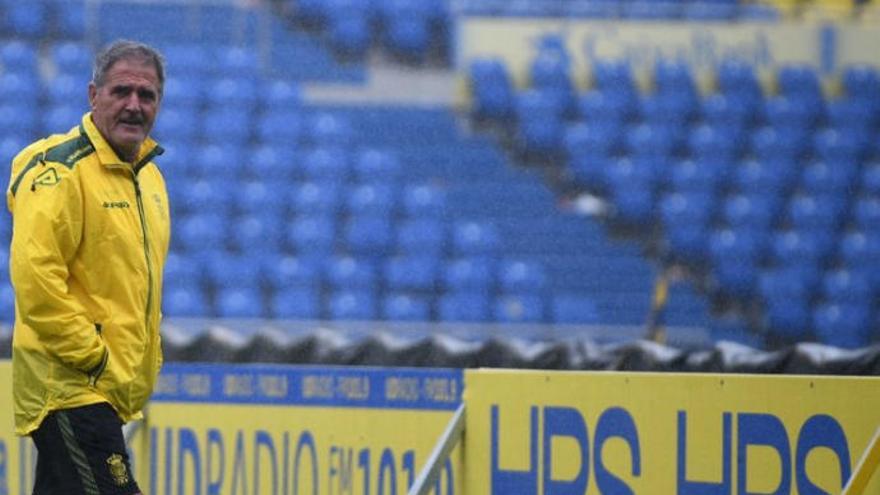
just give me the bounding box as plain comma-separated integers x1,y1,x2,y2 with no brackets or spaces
88,83,97,109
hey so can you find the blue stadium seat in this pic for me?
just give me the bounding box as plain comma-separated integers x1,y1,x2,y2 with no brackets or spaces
625,123,678,160
853,195,880,230
443,257,494,291
842,64,880,104
262,254,321,291
153,107,198,144
204,253,262,290
0,103,38,140
345,183,397,215
758,266,816,303
353,149,402,184
750,126,809,162
592,60,638,100
529,39,575,115
290,182,341,215
383,293,431,321
229,214,284,253
381,2,432,59
271,287,320,319
720,193,779,230
307,112,354,146
717,60,763,99
551,293,600,324
813,128,865,164
245,145,299,180
469,58,516,121
161,75,204,112
202,108,251,145
176,213,226,252
577,90,639,125
515,90,565,155
328,290,377,320
53,1,86,39
827,100,878,130
215,287,265,318
51,42,92,74
302,147,350,182
786,193,846,230
769,228,833,266
764,294,811,340
732,158,796,194
687,124,744,163
45,73,87,106
213,46,259,78
0,41,38,75
162,44,212,77
344,214,395,255
327,256,377,290
384,255,440,291
821,268,873,304
438,291,490,322
234,180,287,215
700,94,753,129
402,184,447,218
639,94,695,129
563,121,622,163
175,178,234,216
4,2,46,39
670,159,727,193
396,218,446,256
452,221,500,257
800,159,859,195
708,228,763,298
190,143,246,180
163,252,203,290
260,79,302,110
777,64,824,104
256,110,304,145
329,5,372,56
287,215,336,256
163,285,209,317
660,192,714,262
205,77,260,111
812,302,872,349
764,96,821,131
498,259,546,294
494,294,545,323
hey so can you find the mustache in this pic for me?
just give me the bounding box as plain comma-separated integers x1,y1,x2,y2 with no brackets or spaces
119,113,145,125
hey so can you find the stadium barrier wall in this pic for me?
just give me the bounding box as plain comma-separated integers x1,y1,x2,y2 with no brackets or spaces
2,361,879,493
456,18,880,92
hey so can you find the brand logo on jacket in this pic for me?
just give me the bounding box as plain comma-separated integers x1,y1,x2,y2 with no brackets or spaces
102,201,130,209
30,167,59,191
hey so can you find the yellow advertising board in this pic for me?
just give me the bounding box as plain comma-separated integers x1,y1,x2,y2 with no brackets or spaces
139,363,463,495
464,369,880,494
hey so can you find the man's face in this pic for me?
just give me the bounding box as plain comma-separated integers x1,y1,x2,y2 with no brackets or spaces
88,58,161,162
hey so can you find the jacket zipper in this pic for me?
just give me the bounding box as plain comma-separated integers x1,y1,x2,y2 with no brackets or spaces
131,170,153,335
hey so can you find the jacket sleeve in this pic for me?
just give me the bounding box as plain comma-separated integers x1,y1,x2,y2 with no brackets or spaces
8,156,107,375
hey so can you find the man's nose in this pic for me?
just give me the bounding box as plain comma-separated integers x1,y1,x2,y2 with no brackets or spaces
123,92,141,110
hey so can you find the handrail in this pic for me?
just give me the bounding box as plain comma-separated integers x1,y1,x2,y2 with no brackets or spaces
408,403,466,495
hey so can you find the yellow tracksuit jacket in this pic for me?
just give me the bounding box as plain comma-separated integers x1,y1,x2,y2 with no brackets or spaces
7,113,169,435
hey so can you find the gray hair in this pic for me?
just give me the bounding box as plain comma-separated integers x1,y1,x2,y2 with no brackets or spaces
92,40,165,96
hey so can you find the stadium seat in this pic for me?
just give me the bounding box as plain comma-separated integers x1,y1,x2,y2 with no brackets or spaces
176,213,226,252
469,58,516,121
750,126,809,163
498,259,546,294
343,214,395,255
383,293,431,321
563,121,622,163
163,285,209,317
260,79,302,109
763,294,811,341
0,72,40,106
353,149,402,184
328,290,377,320
853,196,880,230
757,266,816,303
0,41,38,75
345,183,397,215
53,1,87,39
205,76,260,110
720,193,779,230
396,218,447,256
700,94,752,130
402,184,446,218
800,159,859,195
51,42,92,74
234,180,287,215
290,182,342,215
327,256,377,289
821,268,873,304
452,221,500,257
329,6,372,56
202,108,251,145
229,214,284,253
551,293,600,324
162,44,212,77
204,253,262,290
625,123,678,160
708,228,763,298
262,254,321,291
213,46,259,78
494,294,545,323
215,287,265,318
271,287,321,320
842,64,880,106
307,112,354,146
4,2,46,39
769,228,833,267
437,291,490,322
731,158,796,194
286,215,337,256
812,302,873,349
813,128,865,164
302,147,350,182
443,257,494,291
687,124,744,163
245,145,299,180
256,110,304,145
786,193,846,230
163,252,203,290
384,255,440,292
577,90,638,125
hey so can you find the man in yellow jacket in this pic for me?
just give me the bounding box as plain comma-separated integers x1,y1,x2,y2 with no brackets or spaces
6,40,168,494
